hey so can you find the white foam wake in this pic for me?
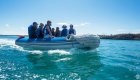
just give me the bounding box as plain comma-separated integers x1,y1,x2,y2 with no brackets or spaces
0,39,43,54
48,49,71,55
0,39,72,55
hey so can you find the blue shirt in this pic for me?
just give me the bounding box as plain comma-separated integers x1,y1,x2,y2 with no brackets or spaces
69,28,76,35
61,28,68,37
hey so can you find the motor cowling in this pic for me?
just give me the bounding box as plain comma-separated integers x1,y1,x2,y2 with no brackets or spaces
74,34,100,49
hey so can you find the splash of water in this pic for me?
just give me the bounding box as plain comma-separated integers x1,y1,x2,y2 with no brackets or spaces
0,39,15,46
0,39,43,54
54,58,71,62
0,39,72,55
48,49,71,55
135,74,140,80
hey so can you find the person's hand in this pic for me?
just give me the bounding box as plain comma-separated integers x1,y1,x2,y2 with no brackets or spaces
48,35,54,38
51,36,55,38
52,36,55,38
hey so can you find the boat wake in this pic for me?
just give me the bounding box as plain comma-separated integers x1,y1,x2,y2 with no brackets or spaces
0,39,65,55
0,39,43,54
48,49,71,55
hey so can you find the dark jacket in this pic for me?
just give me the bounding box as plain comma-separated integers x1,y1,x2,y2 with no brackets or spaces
61,29,68,37
51,30,55,36
55,30,61,37
28,25,37,39
69,29,75,34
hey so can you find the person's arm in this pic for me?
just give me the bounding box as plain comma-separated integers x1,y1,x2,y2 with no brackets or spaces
28,26,30,35
43,26,46,34
28,25,33,36
67,29,69,35
54,31,56,37
74,29,76,35
36,28,40,37
46,26,52,36
59,31,61,37
60,30,62,37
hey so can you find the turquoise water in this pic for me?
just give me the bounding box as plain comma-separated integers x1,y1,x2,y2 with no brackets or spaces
0,36,140,80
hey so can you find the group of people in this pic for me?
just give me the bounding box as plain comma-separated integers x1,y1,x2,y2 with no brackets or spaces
28,20,76,39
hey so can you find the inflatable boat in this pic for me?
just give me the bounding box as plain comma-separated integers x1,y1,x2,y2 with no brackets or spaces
15,34,100,50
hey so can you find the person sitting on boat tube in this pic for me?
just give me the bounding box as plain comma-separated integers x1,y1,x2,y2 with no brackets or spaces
37,23,44,39
51,28,55,36
61,25,68,37
55,27,61,37
28,22,38,39
69,24,76,35
43,20,53,38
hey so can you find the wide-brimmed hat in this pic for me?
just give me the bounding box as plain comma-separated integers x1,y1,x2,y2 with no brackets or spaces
62,25,67,28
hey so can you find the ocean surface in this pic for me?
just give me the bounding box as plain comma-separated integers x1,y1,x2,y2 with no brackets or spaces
0,36,140,80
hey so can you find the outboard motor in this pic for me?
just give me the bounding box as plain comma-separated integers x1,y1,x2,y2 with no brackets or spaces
74,34,100,49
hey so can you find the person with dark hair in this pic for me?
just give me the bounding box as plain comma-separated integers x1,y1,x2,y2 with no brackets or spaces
28,22,38,39
37,23,44,39
55,27,61,37
51,28,55,36
43,20,53,38
61,25,68,37
69,24,76,35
